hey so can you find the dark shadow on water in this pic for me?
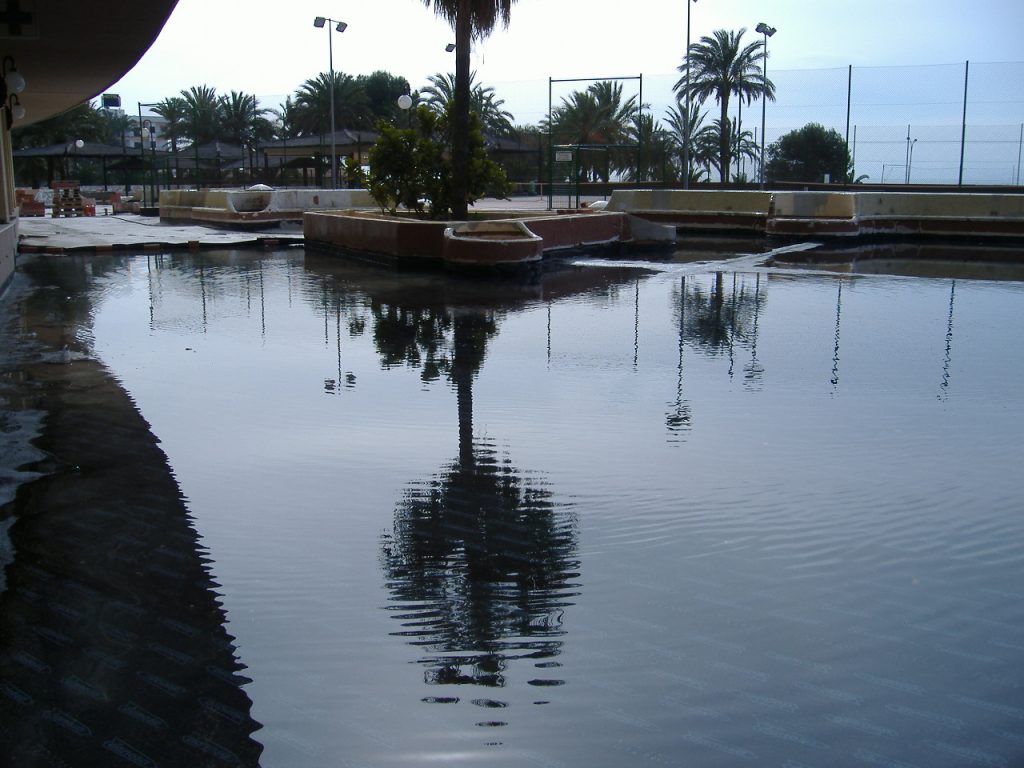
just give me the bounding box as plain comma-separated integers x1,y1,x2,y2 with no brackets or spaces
0,256,264,767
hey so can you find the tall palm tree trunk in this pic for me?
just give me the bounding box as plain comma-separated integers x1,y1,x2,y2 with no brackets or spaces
719,99,731,184
451,6,472,220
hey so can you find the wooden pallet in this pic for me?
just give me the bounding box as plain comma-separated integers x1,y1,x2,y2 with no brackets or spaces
51,180,87,218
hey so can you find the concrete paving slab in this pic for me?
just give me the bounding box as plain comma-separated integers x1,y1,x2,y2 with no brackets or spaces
14,197,596,255
17,213,301,254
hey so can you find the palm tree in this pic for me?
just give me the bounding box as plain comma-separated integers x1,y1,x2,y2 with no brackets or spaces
153,96,188,182
674,28,775,183
547,81,640,182
422,71,515,138
152,97,188,152
588,81,638,140
219,91,264,146
421,0,517,220
293,72,371,135
627,113,676,182
589,81,641,179
664,98,715,184
271,97,302,140
180,85,223,145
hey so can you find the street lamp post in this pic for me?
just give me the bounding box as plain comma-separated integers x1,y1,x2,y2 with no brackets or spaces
683,0,697,190
397,93,413,128
755,22,776,190
146,124,157,203
907,137,918,184
137,101,161,204
314,15,348,190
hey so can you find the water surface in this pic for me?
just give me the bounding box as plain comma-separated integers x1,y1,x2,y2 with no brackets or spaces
21,247,1024,766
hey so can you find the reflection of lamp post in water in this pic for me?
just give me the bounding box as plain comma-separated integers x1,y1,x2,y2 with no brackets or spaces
743,273,764,387
939,280,956,399
666,275,692,442
831,279,843,389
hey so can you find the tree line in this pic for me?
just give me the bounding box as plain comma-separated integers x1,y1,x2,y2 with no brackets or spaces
13,25,848,188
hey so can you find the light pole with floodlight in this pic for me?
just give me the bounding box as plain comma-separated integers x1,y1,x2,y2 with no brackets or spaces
683,0,697,190
907,138,918,184
314,15,347,189
755,22,776,190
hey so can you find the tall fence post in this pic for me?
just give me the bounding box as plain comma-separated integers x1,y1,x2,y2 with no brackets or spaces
547,77,553,210
1017,123,1023,186
844,64,852,183
905,125,911,184
637,74,644,183
852,125,857,181
958,60,969,186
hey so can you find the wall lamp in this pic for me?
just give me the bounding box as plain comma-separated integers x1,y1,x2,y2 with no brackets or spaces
2,55,27,128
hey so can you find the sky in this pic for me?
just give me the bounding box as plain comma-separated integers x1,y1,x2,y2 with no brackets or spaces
104,0,1024,184
108,0,1024,123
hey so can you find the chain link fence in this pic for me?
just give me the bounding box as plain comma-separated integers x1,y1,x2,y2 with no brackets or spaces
482,60,1024,186
250,60,1023,187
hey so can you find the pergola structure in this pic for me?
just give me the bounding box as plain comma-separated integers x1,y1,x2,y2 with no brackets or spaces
261,129,379,185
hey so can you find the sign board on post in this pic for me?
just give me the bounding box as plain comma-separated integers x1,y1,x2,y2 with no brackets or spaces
555,151,573,163
102,93,121,109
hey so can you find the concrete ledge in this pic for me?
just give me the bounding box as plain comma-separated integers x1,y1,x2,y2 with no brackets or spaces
608,190,772,233
611,188,1024,240
160,188,375,227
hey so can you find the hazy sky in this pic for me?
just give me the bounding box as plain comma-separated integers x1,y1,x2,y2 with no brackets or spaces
109,0,1023,123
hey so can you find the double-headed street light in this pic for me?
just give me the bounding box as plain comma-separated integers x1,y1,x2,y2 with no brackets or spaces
314,15,347,189
755,22,776,190
906,137,918,184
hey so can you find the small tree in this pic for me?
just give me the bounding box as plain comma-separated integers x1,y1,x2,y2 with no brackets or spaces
367,105,508,220
766,123,850,184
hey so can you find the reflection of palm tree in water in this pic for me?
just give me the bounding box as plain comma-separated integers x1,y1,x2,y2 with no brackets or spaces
666,275,693,442
666,272,767,441
375,305,579,701
679,271,765,361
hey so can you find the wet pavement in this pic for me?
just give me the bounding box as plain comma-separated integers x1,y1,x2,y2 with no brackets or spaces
15,196,601,255
17,213,301,254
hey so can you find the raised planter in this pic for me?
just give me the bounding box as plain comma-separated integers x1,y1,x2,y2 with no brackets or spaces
304,209,674,269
